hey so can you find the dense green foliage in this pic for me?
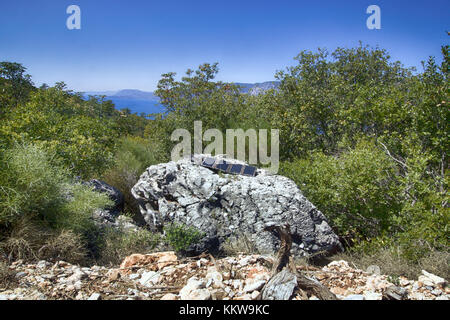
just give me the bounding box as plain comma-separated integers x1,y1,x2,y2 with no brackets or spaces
0,62,34,113
281,139,402,242
0,144,112,228
163,223,205,253
0,85,121,178
0,41,448,266
273,45,449,260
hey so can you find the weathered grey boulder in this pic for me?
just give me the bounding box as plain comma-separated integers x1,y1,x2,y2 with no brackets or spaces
84,179,124,218
131,155,342,256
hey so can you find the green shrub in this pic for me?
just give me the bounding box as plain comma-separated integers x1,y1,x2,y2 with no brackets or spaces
0,143,112,230
0,143,69,225
0,85,121,179
102,136,168,218
0,143,112,263
281,139,401,243
163,223,204,253
57,183,112,234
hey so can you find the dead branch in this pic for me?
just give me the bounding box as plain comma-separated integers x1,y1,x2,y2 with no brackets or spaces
259,222,337,300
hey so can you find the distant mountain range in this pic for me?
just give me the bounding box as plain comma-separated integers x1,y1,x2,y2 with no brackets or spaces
82,82,279,115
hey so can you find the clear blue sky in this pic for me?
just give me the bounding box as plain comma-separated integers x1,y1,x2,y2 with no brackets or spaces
0,0,448,92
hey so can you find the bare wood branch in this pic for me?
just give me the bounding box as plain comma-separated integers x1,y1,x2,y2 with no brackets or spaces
260,222,337,300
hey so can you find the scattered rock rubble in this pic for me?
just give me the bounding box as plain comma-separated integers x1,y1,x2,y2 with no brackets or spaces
0,253,448,300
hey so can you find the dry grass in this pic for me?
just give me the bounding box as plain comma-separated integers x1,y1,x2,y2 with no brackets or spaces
0,261,17,289
329,248,450,280
0,217,87,265
0,217,43,261
221,233,259,257
95,228,160,266
38,230,87,265
0,215,162,268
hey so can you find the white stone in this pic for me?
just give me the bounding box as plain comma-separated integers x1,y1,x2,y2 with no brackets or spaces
421,270,446,287
431,289,443,296
66,270,87,284
409,292,426,300
75,292,84,300
232,279,243,290
327,260,350,269
160,293,177,300
179,277,211,300
36,260,50,269
205,270,223,288
239,256,252,267
139,271,161,287
128,273,140,280
344,294,365,300
418,275,434,287
399,278,411,287
243,279,266,293
363,291,382,300
366,265,381,275
88,293,101,300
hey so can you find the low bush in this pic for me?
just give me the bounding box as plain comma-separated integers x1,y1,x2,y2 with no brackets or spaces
38,230,87,265
163,223,205,254
0,217,87,265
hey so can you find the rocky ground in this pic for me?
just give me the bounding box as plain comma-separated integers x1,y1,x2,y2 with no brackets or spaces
0,252,448,300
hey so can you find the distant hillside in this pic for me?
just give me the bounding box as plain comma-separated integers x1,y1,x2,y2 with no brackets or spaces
113,89,159,101
83,82,279,114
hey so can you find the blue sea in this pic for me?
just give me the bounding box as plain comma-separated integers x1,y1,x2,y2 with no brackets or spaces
107,97,165,115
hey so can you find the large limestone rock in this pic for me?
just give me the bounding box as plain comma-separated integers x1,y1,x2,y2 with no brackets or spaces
131,155,342,256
